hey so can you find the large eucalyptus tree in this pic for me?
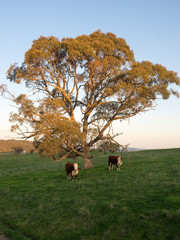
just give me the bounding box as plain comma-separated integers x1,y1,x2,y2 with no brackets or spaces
2,30,179,168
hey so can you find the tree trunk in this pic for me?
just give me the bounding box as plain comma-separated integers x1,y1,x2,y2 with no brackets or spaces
83,156,94,169
82,144,94,169
82,116,94,169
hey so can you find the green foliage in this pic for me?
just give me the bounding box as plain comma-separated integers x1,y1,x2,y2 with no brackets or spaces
0,149,180,240
34,113,82,160
12,146,24,154
98,140,120,153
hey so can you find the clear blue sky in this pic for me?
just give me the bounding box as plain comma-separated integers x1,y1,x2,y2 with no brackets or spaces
0,0,180,149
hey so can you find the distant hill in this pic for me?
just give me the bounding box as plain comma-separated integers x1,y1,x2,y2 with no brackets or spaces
0,139,146,153
0,139,34,153
127,147,146,152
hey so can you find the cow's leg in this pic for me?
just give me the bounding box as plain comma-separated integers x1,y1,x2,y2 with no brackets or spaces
111,163,113,170
71,173,74,181
109,163,113,170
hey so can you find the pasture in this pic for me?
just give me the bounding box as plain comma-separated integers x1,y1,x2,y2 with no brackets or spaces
0,149,179,240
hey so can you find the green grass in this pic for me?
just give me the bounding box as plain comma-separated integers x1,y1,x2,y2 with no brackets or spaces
0,149,180,240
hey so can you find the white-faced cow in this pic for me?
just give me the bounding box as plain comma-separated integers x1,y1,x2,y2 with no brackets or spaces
108,155,123,170
65,162,79,181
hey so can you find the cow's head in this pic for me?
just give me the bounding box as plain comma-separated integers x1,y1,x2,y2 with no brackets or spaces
117,156,123,167
72,163,79,177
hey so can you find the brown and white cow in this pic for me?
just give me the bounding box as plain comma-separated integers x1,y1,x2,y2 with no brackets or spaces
65,162,79,181
108,155,123,170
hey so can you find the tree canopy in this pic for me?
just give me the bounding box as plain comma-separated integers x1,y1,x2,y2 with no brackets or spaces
2,30,179,168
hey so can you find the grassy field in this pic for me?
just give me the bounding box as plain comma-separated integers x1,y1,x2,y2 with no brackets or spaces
0,149,179,240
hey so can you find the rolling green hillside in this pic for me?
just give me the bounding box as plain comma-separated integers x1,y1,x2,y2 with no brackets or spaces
0,149,179,240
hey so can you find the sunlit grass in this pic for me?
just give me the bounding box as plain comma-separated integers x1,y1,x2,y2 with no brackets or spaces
0,149,180,240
